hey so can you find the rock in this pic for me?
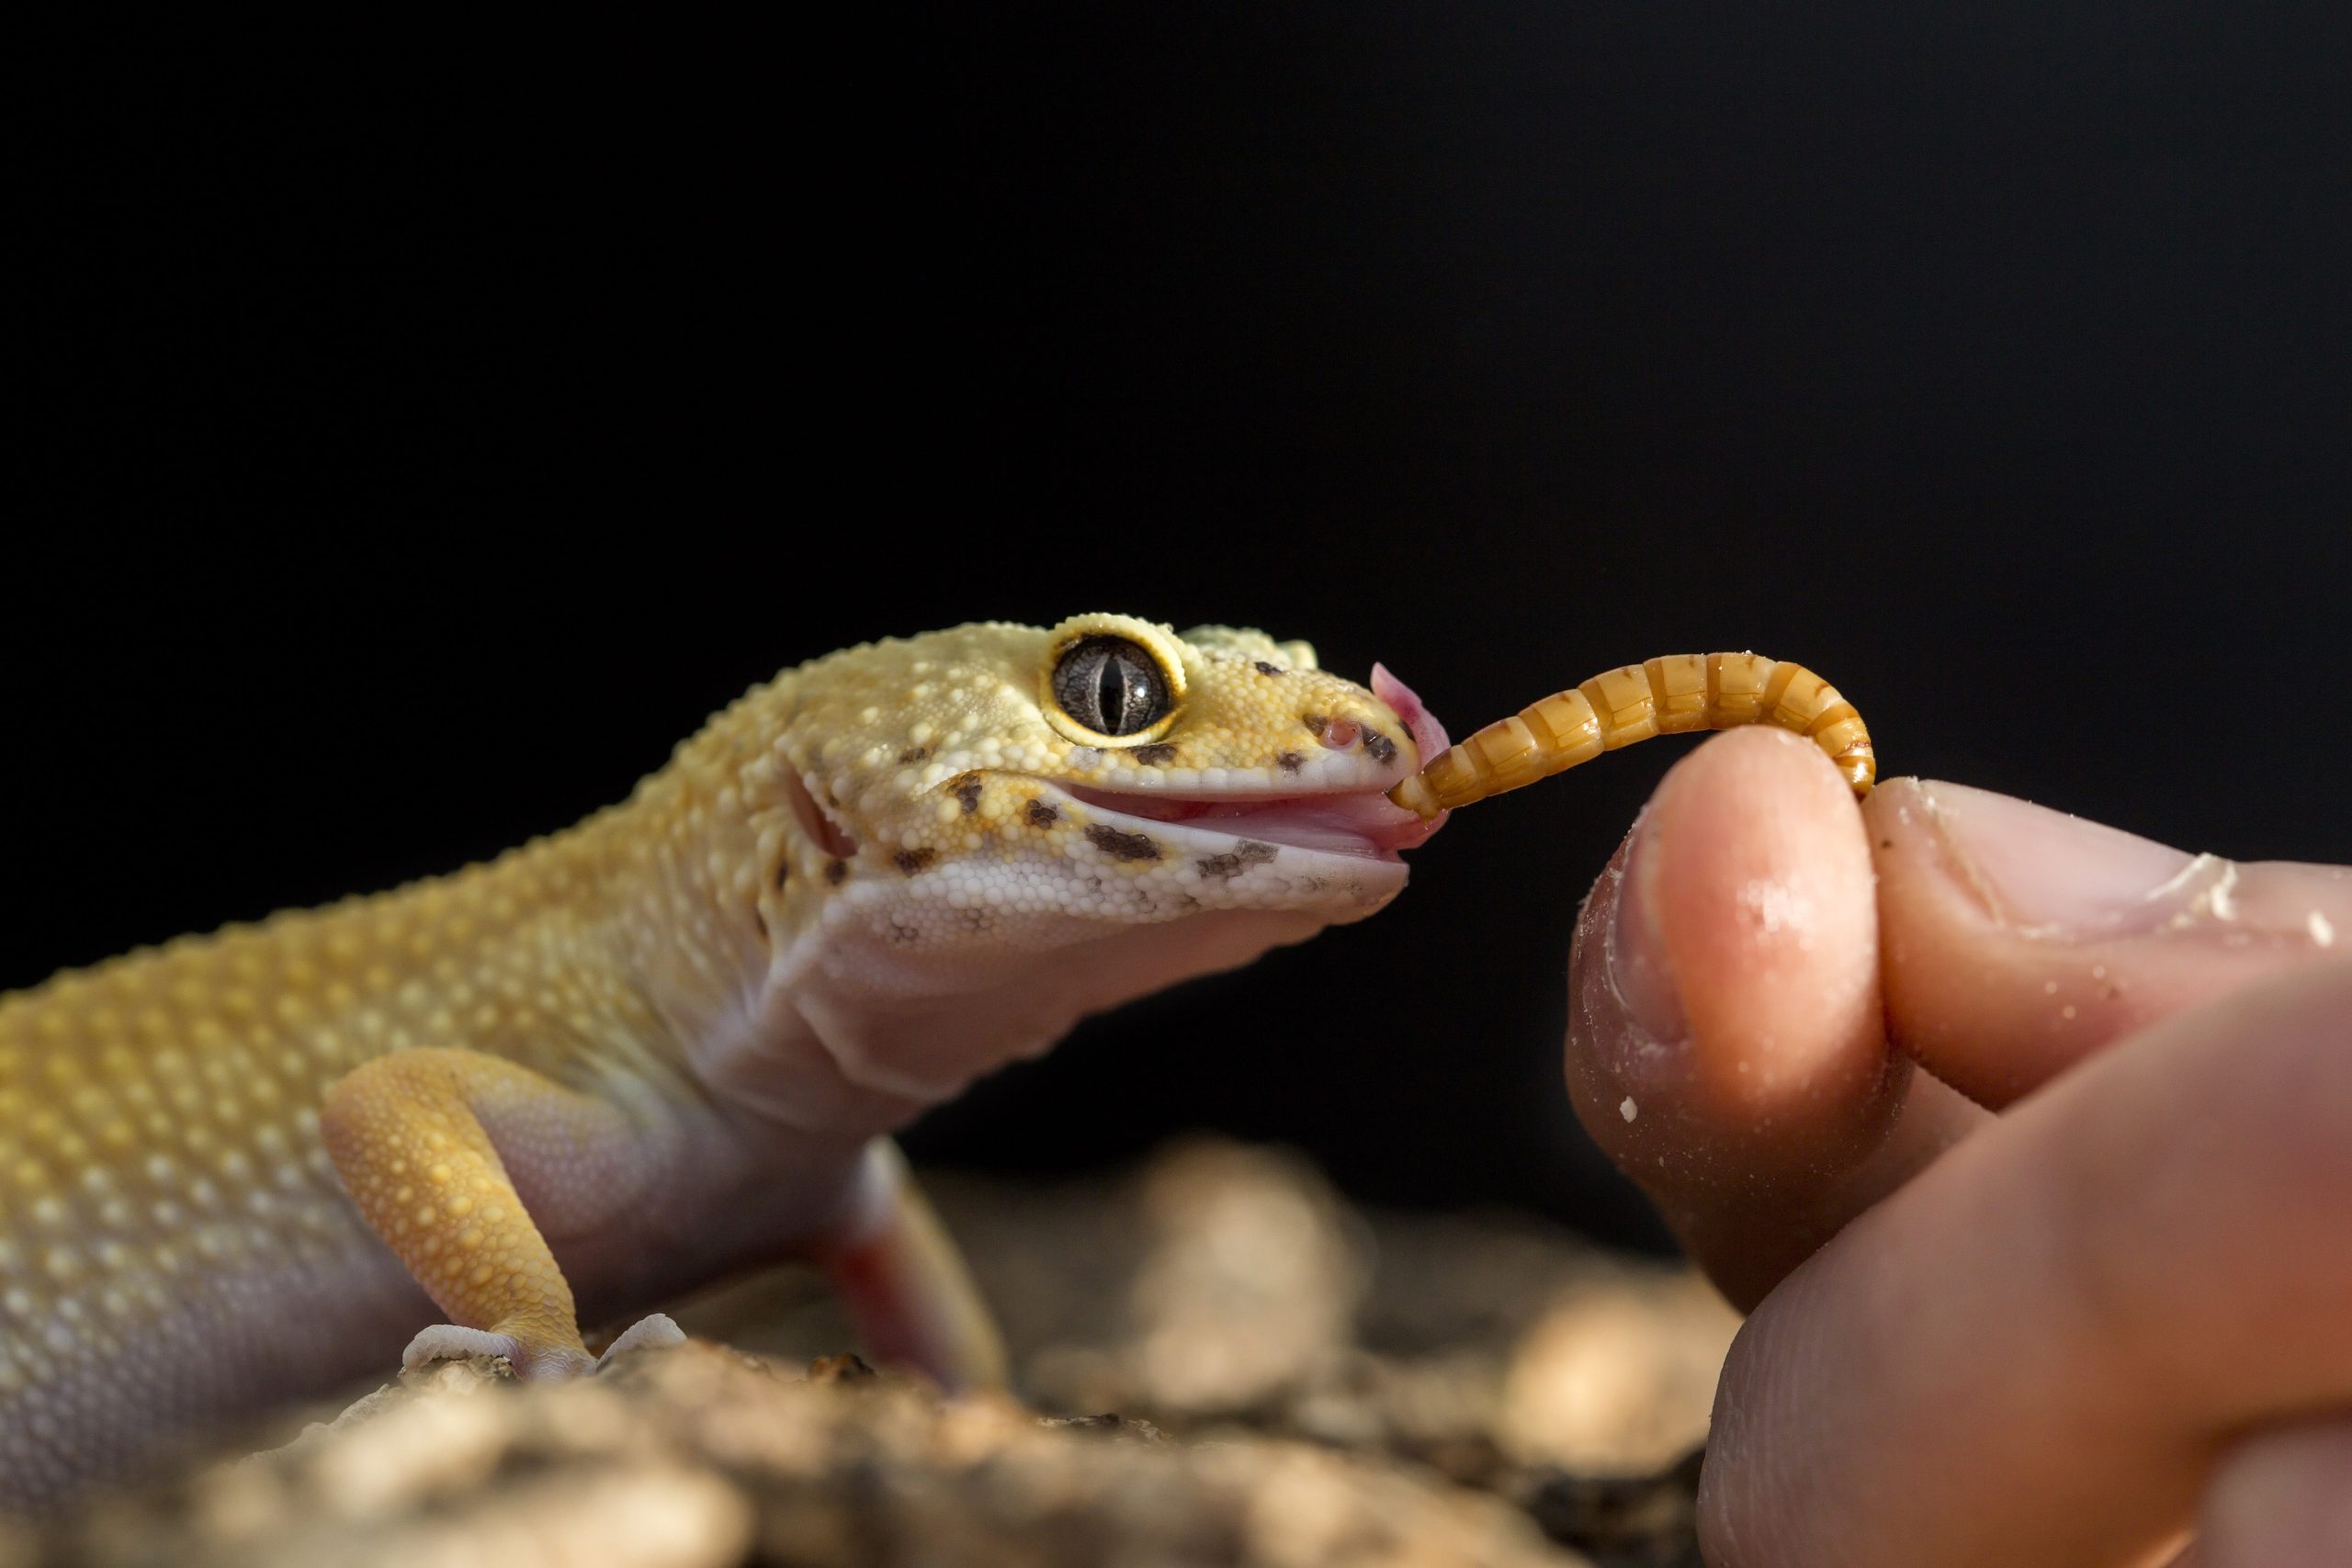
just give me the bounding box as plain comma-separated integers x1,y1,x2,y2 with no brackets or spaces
1500,1275,1738,1474
1125,1141,1368,1414
36,1345,1586,1567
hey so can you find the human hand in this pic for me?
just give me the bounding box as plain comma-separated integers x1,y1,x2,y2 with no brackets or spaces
1564,727,2352,1566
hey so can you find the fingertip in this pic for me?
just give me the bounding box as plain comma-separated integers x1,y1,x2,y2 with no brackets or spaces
1648,727,1887,1128
1566,727,1893,1167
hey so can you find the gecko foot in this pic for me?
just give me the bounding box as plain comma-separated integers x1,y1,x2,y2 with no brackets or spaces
401,1324,595,1382
401,1314,685,1381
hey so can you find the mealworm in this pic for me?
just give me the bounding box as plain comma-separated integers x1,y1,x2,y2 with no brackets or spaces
1387,653,1873,818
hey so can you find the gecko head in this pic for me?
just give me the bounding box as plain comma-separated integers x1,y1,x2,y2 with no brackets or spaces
731,614,1452,1105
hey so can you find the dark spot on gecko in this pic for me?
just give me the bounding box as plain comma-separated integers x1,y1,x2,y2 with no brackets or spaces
1362,729,1397,765
959,908,990,931
887,919,919,946
1302,714,1329,739
825,859,849,886
1254,660,1283,676
898,745,930,764
1275,750,1304,773
1879,839,1894,851
1128,743,1179,765
775,859,791,889
1194,840,1280,881
1025,799,1060,828
892,847,938,874
1085,824,1162,863
950,772,984,814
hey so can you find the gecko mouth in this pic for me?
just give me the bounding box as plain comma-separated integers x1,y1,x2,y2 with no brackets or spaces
1061,783,1441,862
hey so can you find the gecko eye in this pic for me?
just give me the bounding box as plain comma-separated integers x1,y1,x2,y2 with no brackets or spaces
1051,637,1172,737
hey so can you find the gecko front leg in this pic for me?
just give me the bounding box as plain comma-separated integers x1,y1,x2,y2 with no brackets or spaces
323,1045,1006,1386
319,1047,683,1378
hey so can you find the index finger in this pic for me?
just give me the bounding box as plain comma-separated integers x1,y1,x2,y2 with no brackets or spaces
1871,777,2351,1105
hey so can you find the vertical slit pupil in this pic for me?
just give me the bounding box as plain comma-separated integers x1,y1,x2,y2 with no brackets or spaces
1099,658,1131,731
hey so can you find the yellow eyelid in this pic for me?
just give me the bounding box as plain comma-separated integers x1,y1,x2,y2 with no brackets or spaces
1036,613,1189,748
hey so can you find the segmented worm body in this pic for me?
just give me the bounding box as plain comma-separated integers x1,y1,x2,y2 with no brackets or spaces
1387,653,1873,818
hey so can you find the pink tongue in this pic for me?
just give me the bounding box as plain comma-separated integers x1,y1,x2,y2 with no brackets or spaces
1368,662,1452,849
1370,662,1452,761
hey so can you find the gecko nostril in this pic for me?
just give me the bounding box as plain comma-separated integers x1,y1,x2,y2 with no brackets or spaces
1319,717,1360,750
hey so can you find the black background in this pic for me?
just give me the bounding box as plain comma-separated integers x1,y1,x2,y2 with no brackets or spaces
16,10,2347,1249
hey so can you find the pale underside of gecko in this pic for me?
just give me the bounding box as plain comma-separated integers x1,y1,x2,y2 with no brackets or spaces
0,613,1453,1508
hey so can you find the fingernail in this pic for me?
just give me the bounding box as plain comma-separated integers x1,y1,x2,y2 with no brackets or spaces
1607,812,1687,1041
1920,781,2206,937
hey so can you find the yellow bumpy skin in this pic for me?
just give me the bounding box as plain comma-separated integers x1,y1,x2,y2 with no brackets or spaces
0,614,1442,1508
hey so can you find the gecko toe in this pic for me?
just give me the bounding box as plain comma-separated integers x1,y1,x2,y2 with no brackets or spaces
596,1313,687,1369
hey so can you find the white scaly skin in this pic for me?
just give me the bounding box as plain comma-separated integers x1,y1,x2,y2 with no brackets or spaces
0,613,1447,1508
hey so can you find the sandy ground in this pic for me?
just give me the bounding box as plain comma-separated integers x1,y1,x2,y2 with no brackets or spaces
6,1140,1733,1566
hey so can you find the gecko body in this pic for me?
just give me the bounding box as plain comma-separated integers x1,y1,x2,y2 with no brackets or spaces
0,614,1445,1507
